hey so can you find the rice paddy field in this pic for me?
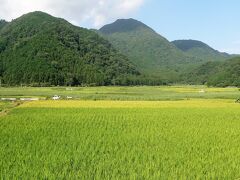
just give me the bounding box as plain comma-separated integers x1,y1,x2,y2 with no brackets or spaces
0,86,240,179
0,85,239,100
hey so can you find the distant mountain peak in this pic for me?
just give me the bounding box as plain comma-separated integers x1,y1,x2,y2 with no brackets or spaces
172,39,231,61
172,40,213,51
99,18,152,34
18,11,52,19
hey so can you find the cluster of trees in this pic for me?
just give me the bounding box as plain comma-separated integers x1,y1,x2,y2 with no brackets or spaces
207,58,240,87
182,57,240,87
0,20,7,30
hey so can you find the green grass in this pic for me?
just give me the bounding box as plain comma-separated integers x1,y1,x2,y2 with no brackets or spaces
1,100,240,179
0,101,17,115
0,85,239,100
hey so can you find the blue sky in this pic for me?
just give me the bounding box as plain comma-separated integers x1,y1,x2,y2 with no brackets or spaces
133,0,240,54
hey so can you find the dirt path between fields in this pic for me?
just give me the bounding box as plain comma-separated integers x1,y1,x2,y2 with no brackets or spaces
0,101,22,117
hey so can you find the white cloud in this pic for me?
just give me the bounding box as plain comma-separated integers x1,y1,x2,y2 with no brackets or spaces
0,0,145,27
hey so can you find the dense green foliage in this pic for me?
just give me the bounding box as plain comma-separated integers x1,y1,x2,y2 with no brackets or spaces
99,19,201,81
172,40,231,61
0,20,7,30
1,99,240,178
99,18,150,34
183,57,240,87
0,101,14,113
0,12,139,86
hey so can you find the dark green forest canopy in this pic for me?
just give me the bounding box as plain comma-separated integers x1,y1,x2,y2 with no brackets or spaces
182,57,240,87
0,20,8,30
0,12,139,86
99,18,152,34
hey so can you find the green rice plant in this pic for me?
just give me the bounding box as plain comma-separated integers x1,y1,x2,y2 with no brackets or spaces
0,100,240,179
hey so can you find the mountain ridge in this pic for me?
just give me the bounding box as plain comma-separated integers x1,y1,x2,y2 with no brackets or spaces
99,18,154,34
172,39,231,61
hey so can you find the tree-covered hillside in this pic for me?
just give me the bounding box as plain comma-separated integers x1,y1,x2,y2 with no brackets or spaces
99,18,151,34
99,19,201,82
0,13,238,87
0,12,139,86
183,57,240,87
0,20,7,30
172,40,231,62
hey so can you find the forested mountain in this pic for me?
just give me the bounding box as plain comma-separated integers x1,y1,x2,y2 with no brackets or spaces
99,18,150,34
0,12,139,86
0,20,7,30
0,13,238,87
99,19,201,81
183,57,240,87
172,40,231,61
